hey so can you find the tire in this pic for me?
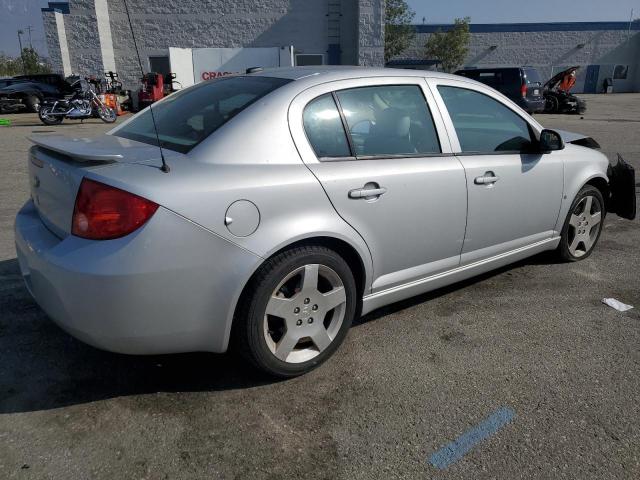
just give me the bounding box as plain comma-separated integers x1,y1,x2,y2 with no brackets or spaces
233,245,357,378
38,106,64,125
545,95,559,114
557,185,605,262
25,95,41,113
98,105,117,123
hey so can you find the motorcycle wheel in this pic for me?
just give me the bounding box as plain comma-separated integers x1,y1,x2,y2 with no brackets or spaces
98,105,117,123
38,106,64,125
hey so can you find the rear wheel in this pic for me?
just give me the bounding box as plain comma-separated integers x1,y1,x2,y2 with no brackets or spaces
233,246,357,377
558,185,605,262
38,106,64,125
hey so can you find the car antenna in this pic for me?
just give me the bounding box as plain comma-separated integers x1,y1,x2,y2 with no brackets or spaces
122,0,170,173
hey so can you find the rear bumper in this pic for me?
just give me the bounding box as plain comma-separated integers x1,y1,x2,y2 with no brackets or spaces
516,97,546,113
15,200,260,354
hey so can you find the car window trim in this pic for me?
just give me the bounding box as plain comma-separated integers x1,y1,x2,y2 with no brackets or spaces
318,152,453,162
313,83,443,162
331,91,357,157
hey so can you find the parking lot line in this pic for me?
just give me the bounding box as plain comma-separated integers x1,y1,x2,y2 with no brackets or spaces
428,406,516,470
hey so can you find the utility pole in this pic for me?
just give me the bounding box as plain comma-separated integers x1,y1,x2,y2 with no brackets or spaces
17,29,26,74
629,9,635,39
26,26,34,49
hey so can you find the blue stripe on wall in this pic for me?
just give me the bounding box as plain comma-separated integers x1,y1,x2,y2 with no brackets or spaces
42,2,70,14
415,22,640,34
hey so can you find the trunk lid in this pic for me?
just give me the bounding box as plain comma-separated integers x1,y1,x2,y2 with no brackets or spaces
27,134,165,238
522,68,544,101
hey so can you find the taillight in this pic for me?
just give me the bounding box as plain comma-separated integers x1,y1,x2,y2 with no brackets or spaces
72,178,158,240
521,83,528,98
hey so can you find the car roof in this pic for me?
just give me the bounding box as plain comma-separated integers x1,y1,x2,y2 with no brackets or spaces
457,67,524,72
251,66,462,83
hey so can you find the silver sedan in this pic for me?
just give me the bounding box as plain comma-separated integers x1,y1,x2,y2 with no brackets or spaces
15,67,636,377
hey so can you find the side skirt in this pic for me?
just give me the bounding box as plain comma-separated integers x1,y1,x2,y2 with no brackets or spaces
361,237,560,316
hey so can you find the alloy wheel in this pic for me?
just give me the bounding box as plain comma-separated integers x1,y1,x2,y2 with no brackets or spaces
263,264,347,364
567,195,602,258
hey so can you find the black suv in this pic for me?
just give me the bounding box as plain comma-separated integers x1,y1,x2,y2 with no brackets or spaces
455,67,546,114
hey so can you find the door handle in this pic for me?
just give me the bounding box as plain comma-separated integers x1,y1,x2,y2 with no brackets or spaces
348,185,388,199
474,172,500,185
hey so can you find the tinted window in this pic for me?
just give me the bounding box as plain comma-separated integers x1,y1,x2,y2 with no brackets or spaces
438,86,534,153
335,85,441,157
501,69,521,86
524,68,542,85
114,76,291,153
476,72,502,90
303,94,351,158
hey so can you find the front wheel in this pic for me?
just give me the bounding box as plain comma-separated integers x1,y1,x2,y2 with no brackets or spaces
98,105,117,123
233,246,357,377
545,95,560,113
38,106,64,125
557,185,605,262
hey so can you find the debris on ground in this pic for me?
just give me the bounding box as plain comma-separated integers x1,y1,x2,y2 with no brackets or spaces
602,298,634,312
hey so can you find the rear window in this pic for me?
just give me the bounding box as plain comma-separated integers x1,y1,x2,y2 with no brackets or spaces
113,76,291,153
524,69,542,85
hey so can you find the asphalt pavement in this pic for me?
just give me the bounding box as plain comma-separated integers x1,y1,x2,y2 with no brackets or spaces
0,95,638,479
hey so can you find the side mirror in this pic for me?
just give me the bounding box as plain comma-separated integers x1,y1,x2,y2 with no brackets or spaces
539,129,565,153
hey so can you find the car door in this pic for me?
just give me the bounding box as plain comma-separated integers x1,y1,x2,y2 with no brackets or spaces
427,78,564,264
289,77,467,294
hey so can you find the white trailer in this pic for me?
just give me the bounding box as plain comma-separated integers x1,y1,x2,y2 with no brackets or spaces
169,46,294,89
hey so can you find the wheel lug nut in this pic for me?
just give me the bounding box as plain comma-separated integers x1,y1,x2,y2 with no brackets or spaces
296,319,302,326
312,305,318,311
304,298,310,304
308,318,314,324
294,307,300,314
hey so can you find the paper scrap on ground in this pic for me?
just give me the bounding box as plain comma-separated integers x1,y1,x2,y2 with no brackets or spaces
602,298,634,312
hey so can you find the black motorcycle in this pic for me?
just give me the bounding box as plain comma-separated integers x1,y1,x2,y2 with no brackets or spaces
38,76,117,125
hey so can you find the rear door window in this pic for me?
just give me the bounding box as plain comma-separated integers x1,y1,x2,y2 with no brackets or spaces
302,94,351,158
335,85,441,157
113,76,291,153
438,85,534,153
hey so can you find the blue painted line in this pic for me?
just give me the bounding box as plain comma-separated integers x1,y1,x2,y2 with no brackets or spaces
429,407,516,470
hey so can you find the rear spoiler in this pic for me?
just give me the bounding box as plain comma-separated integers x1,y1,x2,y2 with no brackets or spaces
29,135,123,162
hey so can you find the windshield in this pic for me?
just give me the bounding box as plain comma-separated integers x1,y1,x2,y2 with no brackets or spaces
113,76,291,154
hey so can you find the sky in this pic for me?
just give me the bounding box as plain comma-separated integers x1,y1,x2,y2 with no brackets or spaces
1,0,50,57
407,0,638,24
0,0,638,57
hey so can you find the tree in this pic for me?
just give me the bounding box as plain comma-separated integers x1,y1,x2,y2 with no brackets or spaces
0,48,51,77
424,17,471,72
384,0,415,63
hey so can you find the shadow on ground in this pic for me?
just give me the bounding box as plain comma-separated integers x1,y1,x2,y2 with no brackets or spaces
0,252,562,414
